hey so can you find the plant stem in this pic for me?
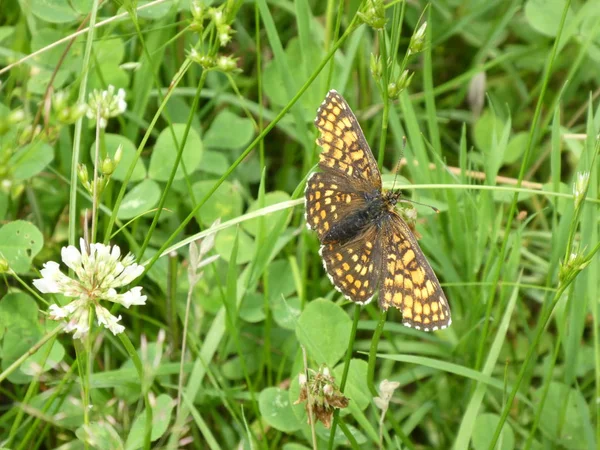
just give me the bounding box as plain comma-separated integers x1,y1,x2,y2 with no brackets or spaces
368,310,388,396
328,305,361,449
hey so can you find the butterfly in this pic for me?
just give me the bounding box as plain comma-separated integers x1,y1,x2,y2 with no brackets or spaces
304,90,451,331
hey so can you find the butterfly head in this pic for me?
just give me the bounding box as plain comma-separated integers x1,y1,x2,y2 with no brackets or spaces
383,190,402,210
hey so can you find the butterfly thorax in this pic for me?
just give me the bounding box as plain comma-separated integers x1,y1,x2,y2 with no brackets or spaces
323,189,396,245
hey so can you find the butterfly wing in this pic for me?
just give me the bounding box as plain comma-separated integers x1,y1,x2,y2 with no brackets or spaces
378,212,451,331
319,223,382,304
314,90,381,191
304,171,370,241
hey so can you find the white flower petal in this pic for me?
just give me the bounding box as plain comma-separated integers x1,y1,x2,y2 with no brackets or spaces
113,287,147,308
95,305,125,335
48,304,68,320
65,306,90,340
33,277,61,293
61,245,82,271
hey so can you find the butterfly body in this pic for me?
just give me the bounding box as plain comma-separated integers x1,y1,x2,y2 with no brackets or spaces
323,190,396,244
305,90,452,331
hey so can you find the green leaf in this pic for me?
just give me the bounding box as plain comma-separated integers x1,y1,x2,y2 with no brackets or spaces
471,413,515,450
148,124,203,181
1,327,43,384
239,292,266,323
268,259,296,302
117,179,161,220
295,299,352,366
524,0,574,37
200,150,230,175
271,296,301,331
191,180,243,227
0,292,39,339
333,359,370,412
0,191,7,220
30,0,82,23
90,134,146,182
10,141,54,181
203,110,254,150
214,226,255,264
473,110,505,152
259,387,303,433
243,191,292,237
124,394,174,449
21,339,64,376
76,421,124,450
0,221,44,274
535,382,590,448
504,132,528,165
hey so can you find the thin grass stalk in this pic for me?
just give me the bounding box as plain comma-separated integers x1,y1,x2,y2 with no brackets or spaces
119,332,152,450
367,310,388,396
137,70,207,259
69,0,99,247
142,18,362,273
474,0,572,371
328,305,361,448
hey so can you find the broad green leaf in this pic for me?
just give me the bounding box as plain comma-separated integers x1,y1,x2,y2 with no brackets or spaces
0,292,39,336
117,179,161,220
259,387,303,433
524,0,574,37
473,110,505,152
10,141,54,181
125,394,174,450
0,191,7,220
200,150,230,175
295,299,352,367
472,413,514,450
214,226,255,264
268,259,296,302
1,327,43,384
535,382,590,449
239,292,266,323
243,191,291,237
203,110,254,150
149,124,203,181
30,0,82,23
0,221,44,273
76,422,124,450
504,132,528,164
271,296,301,331
90,134,146,182
333,359,370,412
20,337,65,376
191,180,243,226
88,66,130,97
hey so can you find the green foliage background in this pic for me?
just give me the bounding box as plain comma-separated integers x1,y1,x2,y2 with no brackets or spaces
0,0,599,449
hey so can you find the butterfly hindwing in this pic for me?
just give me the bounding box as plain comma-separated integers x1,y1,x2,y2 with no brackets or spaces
319,224,382,304
379,213,451,331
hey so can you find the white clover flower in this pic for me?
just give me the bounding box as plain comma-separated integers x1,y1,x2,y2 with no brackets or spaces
86,85,127,129
34,239,146,339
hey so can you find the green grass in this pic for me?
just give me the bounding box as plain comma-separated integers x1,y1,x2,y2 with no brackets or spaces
0,0,599,449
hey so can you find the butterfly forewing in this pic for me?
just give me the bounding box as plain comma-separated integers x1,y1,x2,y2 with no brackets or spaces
319,224,381,304
379,214,451,331
314,90,381,191
305,172,368,241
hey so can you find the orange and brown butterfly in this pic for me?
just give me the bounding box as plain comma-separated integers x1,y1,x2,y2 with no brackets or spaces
304,90,451,331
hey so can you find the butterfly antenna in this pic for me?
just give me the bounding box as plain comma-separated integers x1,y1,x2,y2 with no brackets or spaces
398,197,440,214
390,136,407,193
